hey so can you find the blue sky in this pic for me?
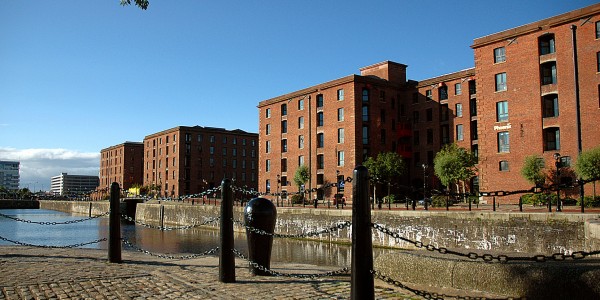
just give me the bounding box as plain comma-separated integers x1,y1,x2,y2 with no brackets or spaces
0,0,596,190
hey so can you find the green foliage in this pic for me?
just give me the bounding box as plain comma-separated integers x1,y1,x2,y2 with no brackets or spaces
431,195,447,207
433,144,477,187
290,194,305,204
575,146,600,180
120,0,149,10
521,193,557,206
520,155,546,186
577,196,600,207
294,165,310,190
363,152,406,182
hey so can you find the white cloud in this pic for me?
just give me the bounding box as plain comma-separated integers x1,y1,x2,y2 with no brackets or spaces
0,147,99,191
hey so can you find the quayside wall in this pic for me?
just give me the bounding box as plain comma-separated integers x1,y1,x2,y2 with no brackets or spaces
34,200,600,254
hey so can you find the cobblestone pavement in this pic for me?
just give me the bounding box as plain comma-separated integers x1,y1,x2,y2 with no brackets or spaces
1,246,424,300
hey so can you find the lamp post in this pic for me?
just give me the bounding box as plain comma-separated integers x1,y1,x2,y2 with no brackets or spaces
554,153,562,212
422,164,428,211
276,174,280,207
336,170,340,209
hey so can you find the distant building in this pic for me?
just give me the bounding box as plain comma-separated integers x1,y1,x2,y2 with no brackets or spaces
143,126,259,198
0,160,20,190
50,173,99,196
99,142,144,191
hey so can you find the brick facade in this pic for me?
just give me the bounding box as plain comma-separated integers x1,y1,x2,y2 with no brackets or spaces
100,142,144,191
142,126,258,198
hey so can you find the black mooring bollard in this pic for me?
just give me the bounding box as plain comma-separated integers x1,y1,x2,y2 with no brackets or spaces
244,197,276,276
220,179,235,283
351,165,374,300
108,182,122,263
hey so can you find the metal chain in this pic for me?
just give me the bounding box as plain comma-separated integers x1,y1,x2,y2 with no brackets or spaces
232,248,349,279
372,223,600,263
231,177,353,198
121,215,220,231
0,234,107,249
121,237,219,260
0,211,110,225
371,270,515,300
232,219,351,238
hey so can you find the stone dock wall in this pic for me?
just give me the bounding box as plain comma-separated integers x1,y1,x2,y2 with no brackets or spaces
35,200,600,254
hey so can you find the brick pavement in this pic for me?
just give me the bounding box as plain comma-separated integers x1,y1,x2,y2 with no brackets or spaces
0,246,422,300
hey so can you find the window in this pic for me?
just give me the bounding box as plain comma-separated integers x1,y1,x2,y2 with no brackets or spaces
427,129,433,145
317,174,324,185
381,109,386,123
232,148,237,156
439,86,448,100
541,62,557,85
362,88,369,102
470,98,477,116
281,103,287,116
317,154,324,169
298,116,304,129
281,120,287,133
265,160,271,172
495,73,507,91
597,52,600,72
266,108,271,118
298,99,304,110
265,124,271,135
539,34,555,55
596,21,600,39
543,94,559,118
413,131,419,146
210,135,215,143
496,101,508,122
497,131,510,153
456,103,463,117
317,112,324,126
412,92,418,104
298,155,304,166
281,139,287,152
362,126,369,145
361,105,369,122
413,111,419,124
337,89,344,100
494,47,506,63
222,147,227,156
338,108,344,121
317,133,324,148
441,125,449,144
455,83,462,95
456,124,464,141
338,128,345,144
499,160,509,171
317,94,324,108
265,141,271,153
337,151,345,167
209,146,215,154
544,127,560,151
265,180,270,193
426,90,432,100
298,135,304,149
280,176,287,186
426,108,432,122
440,104,449,121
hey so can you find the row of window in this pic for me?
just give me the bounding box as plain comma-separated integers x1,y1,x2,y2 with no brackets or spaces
265,151,345,173
265,129,346,153
265,108,346,135
265,89,346,119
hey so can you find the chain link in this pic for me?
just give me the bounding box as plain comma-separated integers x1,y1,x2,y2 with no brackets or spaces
0,211,110,225
0,234,107,248
232,248,349,279
371,270,515,300
231,177,353,198
372,223,600,263
121,237,219,259
121,215,220,231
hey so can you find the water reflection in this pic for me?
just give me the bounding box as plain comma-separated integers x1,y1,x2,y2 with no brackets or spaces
1,209,391,267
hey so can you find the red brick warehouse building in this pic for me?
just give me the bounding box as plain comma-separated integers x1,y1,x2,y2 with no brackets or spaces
99,142,144,192
143,126,258,198
257,3,600,204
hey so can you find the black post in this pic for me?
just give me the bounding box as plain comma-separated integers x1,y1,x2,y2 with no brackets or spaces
519,196,523,212
412,198,416,211
468,196,472,211
493,196,496,212
244,197,276,276
108,182,121,263
220,179,235,282
351,165,374,300
446,194,449,211
580,179,585,214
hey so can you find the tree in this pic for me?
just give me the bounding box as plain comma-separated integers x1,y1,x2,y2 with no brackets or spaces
520,155,546,186
120,0,149,10
293,165,310,201
364,152,406,207
575,145,600,198
433,144,477,197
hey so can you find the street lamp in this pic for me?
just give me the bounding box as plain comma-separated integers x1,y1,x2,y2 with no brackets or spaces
276,174,281,207
336,170,340,209
422,164,428,211
554,152,562,212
